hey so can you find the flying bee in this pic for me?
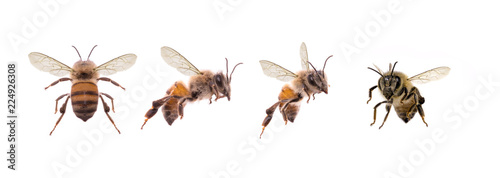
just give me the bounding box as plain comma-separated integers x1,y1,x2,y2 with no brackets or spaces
259,42,331,138
140,46,243,129
366,62,450,129
29,45,137,135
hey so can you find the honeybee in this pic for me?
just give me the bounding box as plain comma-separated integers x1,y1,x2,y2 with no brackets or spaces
259,42,331,138
140,46,243,129
366,62,450,129
29,45,137,135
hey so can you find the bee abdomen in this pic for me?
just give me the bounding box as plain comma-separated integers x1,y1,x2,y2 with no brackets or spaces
281,102,301,123
71,82,99,122
161,81,190,125
162,98,180,125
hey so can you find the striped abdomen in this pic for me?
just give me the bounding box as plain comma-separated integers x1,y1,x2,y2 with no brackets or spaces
162,81,190,125
71,81,99,122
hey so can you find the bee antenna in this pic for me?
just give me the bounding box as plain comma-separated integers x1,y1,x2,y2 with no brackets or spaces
225,58,229,81
72,46,82,61
368,67,383,77
390,61,398,76
322,55,333,76
307,61,319,74
229,60,243,82
87,45,98,61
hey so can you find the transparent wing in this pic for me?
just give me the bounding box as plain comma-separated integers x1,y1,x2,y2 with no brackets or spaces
259,60,297,82
161,46,201,76
28,52,72,77
300,42,309,71
408,66,450,84
95,53,137,76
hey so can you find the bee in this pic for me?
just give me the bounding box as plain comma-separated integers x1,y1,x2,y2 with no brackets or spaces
140,46,243,129
259,42,331,138
29,45,137,135
366,62,450,129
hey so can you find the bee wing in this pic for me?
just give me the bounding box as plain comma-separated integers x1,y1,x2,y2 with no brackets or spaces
161,46,201,76
300,42,309,71
94,54,137,76
408,66,450,84
259,60,298,82
28,52,73,77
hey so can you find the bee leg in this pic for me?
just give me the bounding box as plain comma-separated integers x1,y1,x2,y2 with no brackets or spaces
303,87,311,103
210,81,221,102
97,77,126,90
279,104,288,124
50,95,70,135
142,96,172,129
100,92,115,112
260,101,283,139
178,98,187,119
99,95,121,134
409,87,428,127
399,87,408,104
45,77,72,90
280,97,301,123
379,104,392,129
367,85,377,104
54,93,70,114
417,104,427,127
312,94,316,100
371,100,388,126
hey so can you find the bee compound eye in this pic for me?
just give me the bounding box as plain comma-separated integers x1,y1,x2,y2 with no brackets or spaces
215,75,224,87
216,75,221,82
308,74,314,82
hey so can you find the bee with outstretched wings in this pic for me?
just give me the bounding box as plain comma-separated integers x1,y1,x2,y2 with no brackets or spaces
29,45,136,135
258,42,332,138
141,46,242,129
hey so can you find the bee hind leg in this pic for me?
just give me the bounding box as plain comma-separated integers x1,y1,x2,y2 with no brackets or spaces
100,95,120,134
417,104,427,127
50,95,70,135
141,95,172,129
260,101,282,139
100,92,115,112
54,93,70,114
407,87,428,127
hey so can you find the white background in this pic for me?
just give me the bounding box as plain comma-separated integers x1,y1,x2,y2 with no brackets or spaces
1,0,500,177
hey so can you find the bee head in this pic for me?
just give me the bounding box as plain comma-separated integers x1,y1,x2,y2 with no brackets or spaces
305,55,332,94
214,58,243,101
368,61,403,99
71,45,98,79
